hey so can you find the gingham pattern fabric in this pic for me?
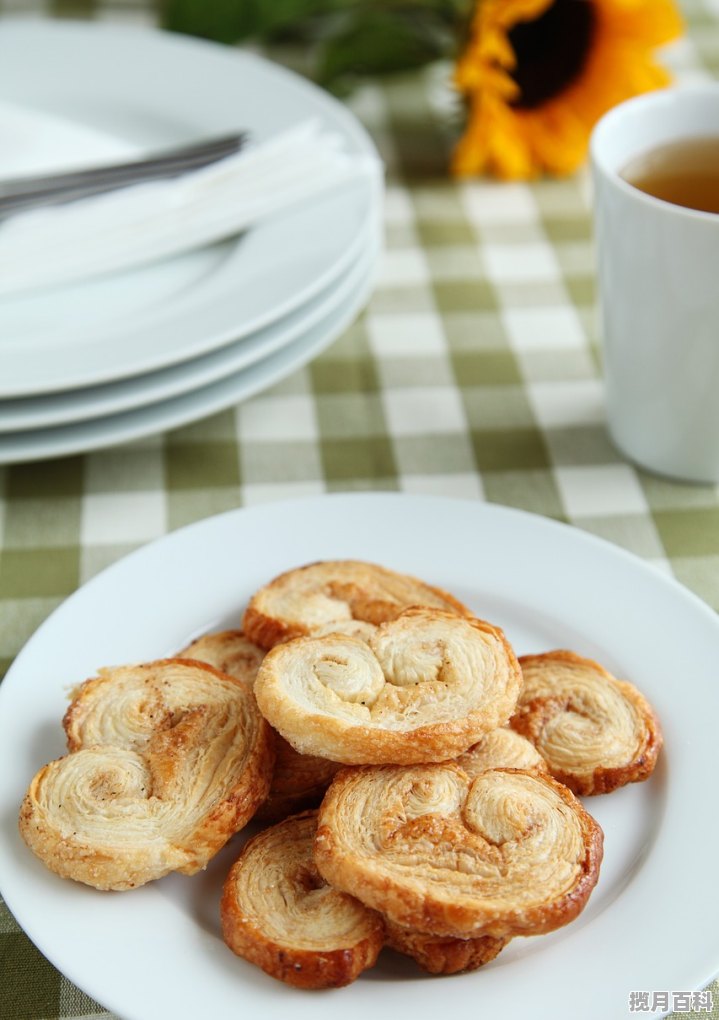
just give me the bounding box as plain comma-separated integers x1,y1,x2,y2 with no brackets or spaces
1,1,719,1017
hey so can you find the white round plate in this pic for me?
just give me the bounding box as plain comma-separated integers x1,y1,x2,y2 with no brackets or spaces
0,493,717,1020
0,224,375,433
0,21,380,396
0,239,379,464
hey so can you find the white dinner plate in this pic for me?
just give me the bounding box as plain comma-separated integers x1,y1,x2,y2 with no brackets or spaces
0,225,376,433
0,238,379,463
0,21,380,396
0,493,717,1020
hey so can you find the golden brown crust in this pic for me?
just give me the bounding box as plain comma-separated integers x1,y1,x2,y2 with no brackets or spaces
256,736,341,822
254,607,522,765
384,920,509,975
20,658,274,890
510,650,663,795
179,629,265,685
456,728,548,779
180,630,340,821
221,811,384,988
314,763,603,939
242,560,472,650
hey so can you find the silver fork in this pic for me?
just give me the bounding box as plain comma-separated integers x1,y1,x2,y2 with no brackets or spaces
0,132,248,218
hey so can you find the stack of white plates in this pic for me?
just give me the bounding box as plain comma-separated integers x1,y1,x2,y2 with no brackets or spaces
0,22,382,464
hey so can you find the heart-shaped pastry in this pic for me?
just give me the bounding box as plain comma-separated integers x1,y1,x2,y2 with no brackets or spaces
314,762,603,939
19,658,274,890
243,559,471,649
254,607,522,764
510,650,663,795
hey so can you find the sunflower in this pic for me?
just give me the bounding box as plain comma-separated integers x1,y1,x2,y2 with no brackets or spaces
452,0,683,179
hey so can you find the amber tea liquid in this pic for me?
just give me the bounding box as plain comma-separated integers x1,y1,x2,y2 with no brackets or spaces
620,136,719,214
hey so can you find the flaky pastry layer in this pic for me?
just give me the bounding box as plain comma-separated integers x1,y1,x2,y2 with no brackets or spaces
221,810,384,988
254,607,522,764
181,629,340,820
457,727,547,779
384,919,509,975
20,658,273,890
510,650,663,795
315,763,603,939
243,559,471,649
180,629,265,685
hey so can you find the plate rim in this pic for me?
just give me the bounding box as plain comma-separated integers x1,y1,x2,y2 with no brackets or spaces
0,238,380,464
1,492,718,1020
0,222,377,433
0,20,381,397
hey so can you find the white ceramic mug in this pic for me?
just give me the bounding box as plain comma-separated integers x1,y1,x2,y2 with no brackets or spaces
591,85,719,484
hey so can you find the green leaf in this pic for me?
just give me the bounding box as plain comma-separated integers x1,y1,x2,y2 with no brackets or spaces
160,0,475,86
317,7,453,87
160,0,346,43
251,0,342,38
160,0,255,43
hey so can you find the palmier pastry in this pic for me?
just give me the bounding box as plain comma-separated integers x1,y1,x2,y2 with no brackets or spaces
221,810,384,988
181,630,340,820
315,763,603,939
384,920,509,975
180,629,265,684
457,728,547,779
254,607,522,765
510,650,663,795
243,559,470,649
19,658,273,890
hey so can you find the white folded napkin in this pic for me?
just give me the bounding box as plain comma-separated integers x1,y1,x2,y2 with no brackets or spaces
0,102,382,297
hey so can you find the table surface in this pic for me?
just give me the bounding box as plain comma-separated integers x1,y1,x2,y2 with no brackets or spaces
1,1,719,1017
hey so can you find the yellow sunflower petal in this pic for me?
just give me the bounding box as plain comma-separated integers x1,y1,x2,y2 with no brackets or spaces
523,103,591,176
482,0,554,31
453,98,539,180
600,0,684,47
452,0,684,180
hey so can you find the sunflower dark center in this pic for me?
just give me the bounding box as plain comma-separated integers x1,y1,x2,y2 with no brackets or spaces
508,0,596,109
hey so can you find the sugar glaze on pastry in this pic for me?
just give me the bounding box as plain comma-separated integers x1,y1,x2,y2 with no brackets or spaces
254,607,522,764
19,658,273,890
510,650,663,795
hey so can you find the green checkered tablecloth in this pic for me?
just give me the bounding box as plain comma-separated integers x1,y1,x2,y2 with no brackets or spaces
2,1,719,1017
